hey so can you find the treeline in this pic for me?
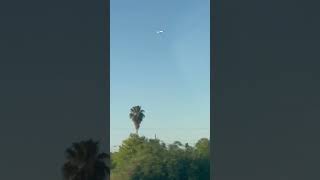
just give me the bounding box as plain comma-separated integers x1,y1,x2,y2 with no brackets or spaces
111,134,210,180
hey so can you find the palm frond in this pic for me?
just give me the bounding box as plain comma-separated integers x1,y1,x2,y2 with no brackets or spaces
62,139,109,180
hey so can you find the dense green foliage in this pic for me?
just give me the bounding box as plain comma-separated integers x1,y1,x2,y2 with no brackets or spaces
111,134,210,180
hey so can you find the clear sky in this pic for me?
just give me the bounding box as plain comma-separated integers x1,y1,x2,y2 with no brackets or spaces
110,0,210,151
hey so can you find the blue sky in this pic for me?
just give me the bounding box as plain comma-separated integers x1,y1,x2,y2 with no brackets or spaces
110,0,210,151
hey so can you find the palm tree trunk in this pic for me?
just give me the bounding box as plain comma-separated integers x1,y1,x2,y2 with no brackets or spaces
136,129,139,135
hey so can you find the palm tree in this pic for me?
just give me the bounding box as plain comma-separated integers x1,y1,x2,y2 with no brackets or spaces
62,139,110,180
129,105,145,135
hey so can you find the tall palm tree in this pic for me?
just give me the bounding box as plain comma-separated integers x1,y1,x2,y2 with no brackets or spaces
129,105,145,135
62,139,110,180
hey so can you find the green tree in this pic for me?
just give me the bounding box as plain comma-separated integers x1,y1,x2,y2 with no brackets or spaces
195,138,210,157
193,138,210,180
62,139,109,180
111,135,210,180
111,134,146,180
129,106,145,135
